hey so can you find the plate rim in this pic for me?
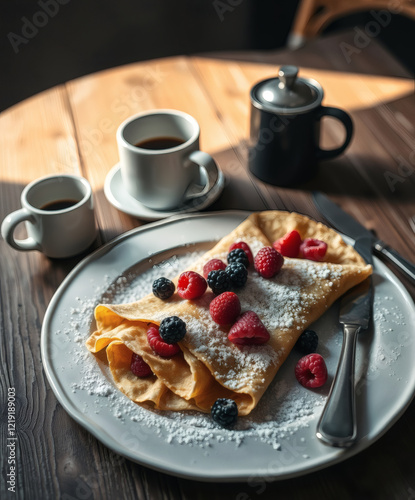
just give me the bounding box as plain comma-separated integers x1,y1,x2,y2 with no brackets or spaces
41,210,415,481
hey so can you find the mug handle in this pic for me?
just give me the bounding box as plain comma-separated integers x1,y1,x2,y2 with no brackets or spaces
316,106,354,160
183,151,219,200
1,208,41,252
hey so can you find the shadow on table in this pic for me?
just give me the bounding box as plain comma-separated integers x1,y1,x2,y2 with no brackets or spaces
299,153,415,201
208,87,415,204
210,143,415,205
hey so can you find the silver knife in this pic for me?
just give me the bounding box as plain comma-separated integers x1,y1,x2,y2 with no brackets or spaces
316,236,373,447
312,191,415,284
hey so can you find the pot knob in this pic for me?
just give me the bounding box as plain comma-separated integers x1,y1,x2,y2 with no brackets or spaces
278,65,298,90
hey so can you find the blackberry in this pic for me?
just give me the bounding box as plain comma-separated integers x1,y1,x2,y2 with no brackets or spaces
207,270,232,295
211,398,238,428
295,329,318,354
225,262,248,288
227,248,249,268
159,316,186,344
152,277,175,300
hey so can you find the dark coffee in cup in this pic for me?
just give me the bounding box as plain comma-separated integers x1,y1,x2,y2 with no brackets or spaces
1,174,97,258
40,199,79,211
135,137,184,150
117,110,219,210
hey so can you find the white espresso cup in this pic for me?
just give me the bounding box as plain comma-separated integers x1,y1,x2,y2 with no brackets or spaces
1,174,97,258
117,109,219,210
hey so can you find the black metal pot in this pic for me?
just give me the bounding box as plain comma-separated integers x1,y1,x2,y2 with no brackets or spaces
248,65,354,186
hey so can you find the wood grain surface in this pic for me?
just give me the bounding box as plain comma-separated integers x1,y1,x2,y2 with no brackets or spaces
1,31,415,500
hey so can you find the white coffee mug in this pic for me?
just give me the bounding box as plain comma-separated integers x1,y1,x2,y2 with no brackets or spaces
117,109,219,210
1,174,97,258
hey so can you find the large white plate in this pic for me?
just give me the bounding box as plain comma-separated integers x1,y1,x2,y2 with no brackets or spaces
41,211,415,481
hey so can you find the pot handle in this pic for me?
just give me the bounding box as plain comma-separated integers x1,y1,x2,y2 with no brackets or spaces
316,107,353,160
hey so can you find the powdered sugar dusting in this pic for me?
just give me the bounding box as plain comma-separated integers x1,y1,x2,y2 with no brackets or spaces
60,246,330,452
183,308,279,391
178,256,344,392
52,240,411,459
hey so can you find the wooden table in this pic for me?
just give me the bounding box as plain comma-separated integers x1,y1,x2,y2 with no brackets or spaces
1,30,414,499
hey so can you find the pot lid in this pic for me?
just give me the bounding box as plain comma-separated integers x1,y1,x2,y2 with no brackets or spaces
251,65,323,113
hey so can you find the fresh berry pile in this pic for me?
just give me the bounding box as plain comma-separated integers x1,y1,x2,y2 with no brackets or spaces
130,353,153,377
147,325,181,357
177,271,207,299
228,311,270,345
295,353,327,388
209,292,241,325
211,398,238,428
141,234,332,424
159,316,187,344
295,329,318,354
254,246,284,278
152,277,175,300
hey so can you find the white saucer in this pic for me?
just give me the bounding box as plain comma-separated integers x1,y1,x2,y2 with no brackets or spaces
104,163,225,221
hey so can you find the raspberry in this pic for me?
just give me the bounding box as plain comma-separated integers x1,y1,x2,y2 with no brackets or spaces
254,247,284,278
207,269,232,295
147,325,180,357
202,258,226,279
229,241,253,264
295,353,328,389
228,311,270,345
227,248,249,268
159,316,186,344
273,230,302,258
152,277,175,300
295,329,318,354
225,262,248,288
211,398,238,428
130,353,152,377
299,238,328,261
209,292,241,325
177,271,207,299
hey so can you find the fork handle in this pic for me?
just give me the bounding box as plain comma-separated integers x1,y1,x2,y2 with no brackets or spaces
316,324,360,447
374,241,415,284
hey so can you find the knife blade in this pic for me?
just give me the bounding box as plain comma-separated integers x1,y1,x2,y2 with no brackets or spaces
312,191,415,284
316,236,373,447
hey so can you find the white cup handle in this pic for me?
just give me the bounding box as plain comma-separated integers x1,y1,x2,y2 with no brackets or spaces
184,150,219,200
1,208,42,252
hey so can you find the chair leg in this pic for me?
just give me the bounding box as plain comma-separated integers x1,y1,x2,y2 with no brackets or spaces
288,0,318,48
288,0,415,47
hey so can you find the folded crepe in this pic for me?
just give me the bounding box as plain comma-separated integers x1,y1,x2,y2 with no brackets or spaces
86,211,372,416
